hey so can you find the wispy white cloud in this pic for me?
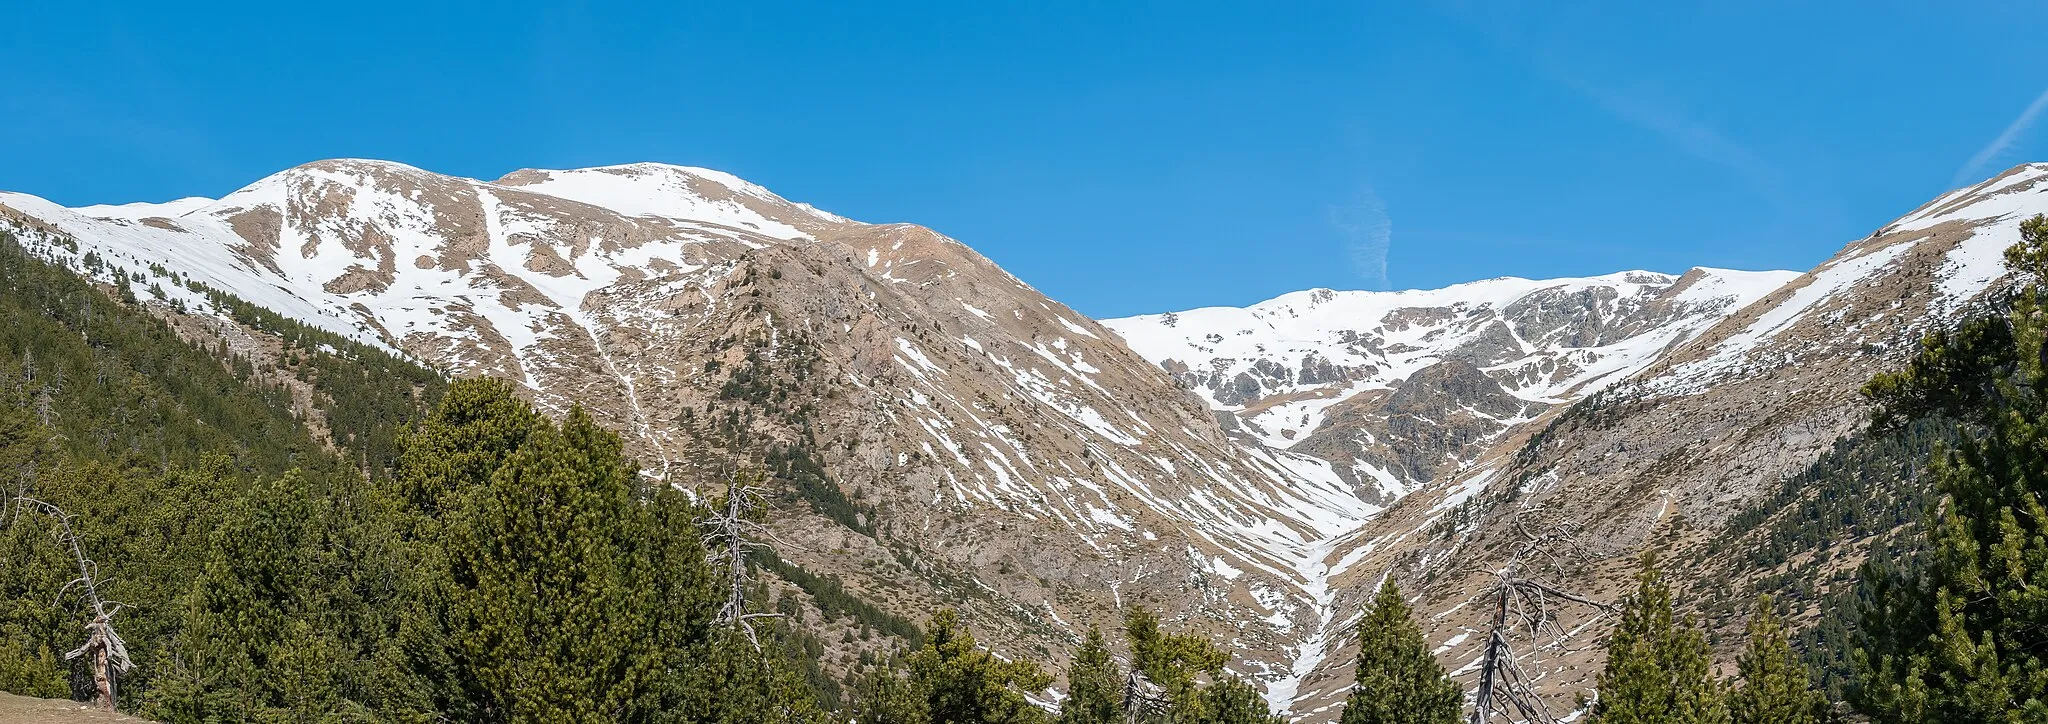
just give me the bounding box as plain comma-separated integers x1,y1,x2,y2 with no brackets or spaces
1541,67,1787,202
1329,187,1391,289
1952,87,2048,188
1431,1,1793,206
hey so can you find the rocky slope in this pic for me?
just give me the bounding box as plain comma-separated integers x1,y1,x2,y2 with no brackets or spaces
0,160,1380,703
4,158,2042,720
1264,163,2048,719
1102,269,1795,497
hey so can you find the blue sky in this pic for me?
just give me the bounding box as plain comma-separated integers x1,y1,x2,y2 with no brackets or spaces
3,2,2045,318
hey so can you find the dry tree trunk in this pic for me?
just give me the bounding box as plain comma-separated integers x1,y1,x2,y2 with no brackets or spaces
702,470,781,648
1466,522,1614,724
10,496,133,711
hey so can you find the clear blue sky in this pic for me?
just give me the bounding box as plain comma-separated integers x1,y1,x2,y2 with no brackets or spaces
3,2,2045,318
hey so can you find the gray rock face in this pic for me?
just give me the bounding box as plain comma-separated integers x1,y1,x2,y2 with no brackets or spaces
1293,360,1534,496
1104,267,1795,492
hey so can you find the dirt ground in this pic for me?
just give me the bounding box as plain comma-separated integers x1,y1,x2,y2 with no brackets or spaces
0,693,148,723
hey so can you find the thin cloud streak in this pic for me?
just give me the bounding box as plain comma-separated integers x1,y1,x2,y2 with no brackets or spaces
1330,186,1392,290
1953,86,2048,188
1544,67,1786,202
1430,1,1797,209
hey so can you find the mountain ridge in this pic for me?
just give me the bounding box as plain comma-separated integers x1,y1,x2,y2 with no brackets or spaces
4,158,2044,718
0,158,1387,708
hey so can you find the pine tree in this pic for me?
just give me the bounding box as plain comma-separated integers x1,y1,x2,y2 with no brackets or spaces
1339,579,1461,724
674,628,830,724
1728,596,1827,724
431,407,656,722
1190,675,1283,724
906,609,1052,724
387,379,834,723
1125,605,1226,716
853,662,931,724
1059,628,1124,724
391,376,547,527
1590,556,1729,724
1851,214,2048,722
148,472,322,720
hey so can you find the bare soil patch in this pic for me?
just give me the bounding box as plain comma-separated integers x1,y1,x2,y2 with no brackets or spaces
0,692,150,723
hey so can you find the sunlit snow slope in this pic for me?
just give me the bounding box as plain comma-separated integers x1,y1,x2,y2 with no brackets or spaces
1101,268,1796,492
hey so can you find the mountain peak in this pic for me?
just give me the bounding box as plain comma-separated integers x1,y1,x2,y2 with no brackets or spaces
72,196,216,221
491,162,853,234
64,158,856,245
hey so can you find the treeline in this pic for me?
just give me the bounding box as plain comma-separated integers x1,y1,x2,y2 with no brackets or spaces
4,375,830,721
0,226,447,710
1697,412,1959,699
0,223,1292,722
193,279,447,478
1311,565,1836,724
0,228,824,720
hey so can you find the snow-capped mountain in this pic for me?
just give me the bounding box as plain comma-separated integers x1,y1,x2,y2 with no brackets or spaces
4,158,2044,720
1102,269,1795,495
0,159,1384,706
1271,163,2048,718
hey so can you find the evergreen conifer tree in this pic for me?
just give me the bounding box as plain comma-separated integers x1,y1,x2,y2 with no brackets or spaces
390,383,791,723
852,662,931,724
1059,627,1124,724
1590,556,1728,724
1852,215,2048,722
1728,596,1827,724
391,376,547,528
148,472,341,720
1339,579,1461,724
1125,605,1226,716
433,407,654,722
906,609,1052,724
675,628,830,724
1190,675,1283,724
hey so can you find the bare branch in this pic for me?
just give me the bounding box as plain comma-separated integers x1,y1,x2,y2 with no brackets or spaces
703,470,780,650
12,495,132,709
1467,513,1610,724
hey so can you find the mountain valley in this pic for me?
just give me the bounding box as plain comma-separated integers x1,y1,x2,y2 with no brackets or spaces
4,159,2046,720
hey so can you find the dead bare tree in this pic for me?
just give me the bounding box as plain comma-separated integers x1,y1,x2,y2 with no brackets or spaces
9,496,133,711
1119,667,1167,724
1466,520,1615,724
702,468,782,649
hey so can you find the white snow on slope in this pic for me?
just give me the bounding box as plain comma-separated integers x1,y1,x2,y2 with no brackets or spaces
0,188,379,344
498,162,838,238
1102,269,1794,447
74,196,217,220
1653,164,2048,392
0,160,847,358
19,159,2048,717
